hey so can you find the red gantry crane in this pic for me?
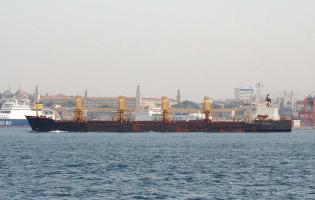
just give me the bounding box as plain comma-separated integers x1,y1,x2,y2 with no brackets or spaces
302,91,315,128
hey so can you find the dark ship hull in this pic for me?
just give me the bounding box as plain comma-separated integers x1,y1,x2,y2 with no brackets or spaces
26,116,292,132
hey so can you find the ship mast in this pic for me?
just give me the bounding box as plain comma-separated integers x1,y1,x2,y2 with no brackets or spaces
34,85,43,117
256,82,263,116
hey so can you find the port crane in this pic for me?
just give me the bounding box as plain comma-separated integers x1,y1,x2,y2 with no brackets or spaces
302,90,315,127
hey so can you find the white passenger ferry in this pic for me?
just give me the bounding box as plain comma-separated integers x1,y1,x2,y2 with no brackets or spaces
0,100,58,127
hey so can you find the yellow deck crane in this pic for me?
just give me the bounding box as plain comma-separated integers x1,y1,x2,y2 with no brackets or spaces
74,96,84,122
72,95,244,122
203,96,211,123
34,103,43,117
118,96,126,123
161,96,170,123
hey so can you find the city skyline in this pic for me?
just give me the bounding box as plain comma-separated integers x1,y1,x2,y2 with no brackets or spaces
1,1,314,100
0,83,304,103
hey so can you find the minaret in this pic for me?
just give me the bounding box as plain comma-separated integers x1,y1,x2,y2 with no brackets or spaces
34,85,40,103
176,89,181,104
290,90,294,110
136,85,142,109
84,90,88,98
8,83,12,97
84,89,88,108
18,83,22,97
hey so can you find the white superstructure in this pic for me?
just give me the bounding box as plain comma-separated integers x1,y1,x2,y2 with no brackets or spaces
253,82,280,121
134,107,212,121
134,108,162,121
0,100,37,120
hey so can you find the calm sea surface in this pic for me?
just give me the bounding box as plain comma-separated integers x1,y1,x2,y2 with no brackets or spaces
0,129,314,200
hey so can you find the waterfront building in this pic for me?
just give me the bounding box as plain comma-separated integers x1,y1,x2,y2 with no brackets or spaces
234,87,255,102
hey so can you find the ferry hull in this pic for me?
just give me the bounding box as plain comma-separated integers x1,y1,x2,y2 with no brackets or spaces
0,119,30,127
26,116,292,133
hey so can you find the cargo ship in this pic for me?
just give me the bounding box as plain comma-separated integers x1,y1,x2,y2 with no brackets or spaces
26,94,292,133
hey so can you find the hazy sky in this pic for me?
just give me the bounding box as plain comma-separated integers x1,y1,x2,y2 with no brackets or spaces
1,0,314,100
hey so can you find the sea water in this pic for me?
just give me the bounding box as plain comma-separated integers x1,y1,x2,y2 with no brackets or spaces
0,128,314,199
